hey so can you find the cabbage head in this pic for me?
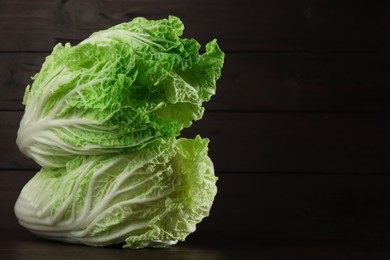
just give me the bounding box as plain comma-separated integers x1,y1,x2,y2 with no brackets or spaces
15,137,217,248
16,16,223,168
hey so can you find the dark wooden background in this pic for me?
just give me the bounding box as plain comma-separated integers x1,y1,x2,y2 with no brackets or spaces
1,0,390,258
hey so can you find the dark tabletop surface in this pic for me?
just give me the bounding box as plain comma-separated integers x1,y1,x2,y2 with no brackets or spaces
2,229,390,260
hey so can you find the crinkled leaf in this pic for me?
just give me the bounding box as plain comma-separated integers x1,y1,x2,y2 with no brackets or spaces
17,16,224,168
14,137,217,249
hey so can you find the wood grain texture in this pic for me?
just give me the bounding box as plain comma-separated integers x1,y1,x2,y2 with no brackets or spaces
187,112,390,173
216,53,390,112
1,0,390,52
2,111,390,173
2,52,390,112
199,173,390,241
0,53,45,110
1,0,390,252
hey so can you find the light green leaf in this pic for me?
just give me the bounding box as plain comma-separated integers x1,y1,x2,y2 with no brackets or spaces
15,137,217,249
17,16,224,168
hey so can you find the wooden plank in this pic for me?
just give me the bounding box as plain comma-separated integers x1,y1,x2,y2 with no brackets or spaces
2,111,390,173
212,52,390,112
196,172,390,241
2,52,390,112
4,170,390,242
0,170,34,230
1,0,390,52
187,112,390,173
0,53,45,111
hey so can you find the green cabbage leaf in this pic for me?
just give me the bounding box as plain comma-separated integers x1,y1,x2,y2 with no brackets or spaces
15,16,223,249
15,137,217,248
16,16,224,168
